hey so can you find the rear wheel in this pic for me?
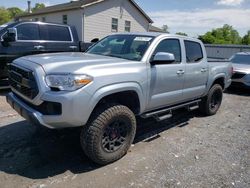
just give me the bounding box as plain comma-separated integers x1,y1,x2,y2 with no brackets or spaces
199,84,223,116
80,104,136,165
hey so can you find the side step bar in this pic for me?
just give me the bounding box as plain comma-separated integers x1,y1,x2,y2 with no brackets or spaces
141,99,201,122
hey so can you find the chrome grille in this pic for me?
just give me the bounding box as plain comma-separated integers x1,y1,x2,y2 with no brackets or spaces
8,65,39,99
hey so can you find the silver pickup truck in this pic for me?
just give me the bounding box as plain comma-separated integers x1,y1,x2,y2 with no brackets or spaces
6,33,232,164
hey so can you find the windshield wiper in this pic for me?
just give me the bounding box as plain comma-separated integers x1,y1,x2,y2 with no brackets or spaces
105,54,124,59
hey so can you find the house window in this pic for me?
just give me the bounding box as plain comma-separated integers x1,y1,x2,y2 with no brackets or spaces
112,18,118,32
62,15,67,24
34,18,39,21
42,17,46,22
125,21,131,32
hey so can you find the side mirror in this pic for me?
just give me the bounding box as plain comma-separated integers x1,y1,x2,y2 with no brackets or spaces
151,52,176,65
91,38,99,43
3,28,17,43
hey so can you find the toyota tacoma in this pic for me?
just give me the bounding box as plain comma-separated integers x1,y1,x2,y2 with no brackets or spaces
6,33,232,164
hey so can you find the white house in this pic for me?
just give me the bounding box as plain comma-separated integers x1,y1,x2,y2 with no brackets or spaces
17,0,153,42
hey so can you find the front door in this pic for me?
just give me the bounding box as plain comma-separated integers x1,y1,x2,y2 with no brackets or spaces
148,38,185,110
3,23,45,64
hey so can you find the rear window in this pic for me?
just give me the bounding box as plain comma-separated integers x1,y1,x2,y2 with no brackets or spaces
184,41,203,63
40,25,72,41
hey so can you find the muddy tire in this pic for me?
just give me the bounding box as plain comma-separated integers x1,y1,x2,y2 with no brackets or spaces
199,84,223,116
80,104,136,165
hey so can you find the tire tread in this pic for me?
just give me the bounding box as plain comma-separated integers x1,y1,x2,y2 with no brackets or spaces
80,104,136,165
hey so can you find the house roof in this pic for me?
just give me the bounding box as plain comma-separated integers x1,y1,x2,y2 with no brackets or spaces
149,25,163,32
129,0,153,23
17,0,153,23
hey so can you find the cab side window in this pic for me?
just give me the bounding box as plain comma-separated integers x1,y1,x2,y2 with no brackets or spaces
153,39,182,63
16,24,40,41
184,41,203,63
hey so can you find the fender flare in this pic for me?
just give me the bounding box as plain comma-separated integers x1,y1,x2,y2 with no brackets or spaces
206,73,226,93
87,82,145,116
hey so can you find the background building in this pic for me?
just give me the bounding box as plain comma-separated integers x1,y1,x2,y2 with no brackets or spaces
149,25,163,33
205,44,250,59
17,0,153,42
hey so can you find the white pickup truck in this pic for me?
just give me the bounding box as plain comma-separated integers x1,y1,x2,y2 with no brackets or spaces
6,33,232,164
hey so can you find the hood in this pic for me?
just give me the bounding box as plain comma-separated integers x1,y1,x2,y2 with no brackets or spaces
19,52,129,73
232,63,250,74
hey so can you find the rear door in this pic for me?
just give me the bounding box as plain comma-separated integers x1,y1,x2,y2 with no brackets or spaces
148,38,185,110
182,40,208,100
39,24,79,53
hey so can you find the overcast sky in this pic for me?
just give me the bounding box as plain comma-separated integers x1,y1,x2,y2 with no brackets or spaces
1,0,250,36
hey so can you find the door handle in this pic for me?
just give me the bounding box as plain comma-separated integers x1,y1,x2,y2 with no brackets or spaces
69,46,78,49
201,68,207,73
177,70,185,75
34,45,45,50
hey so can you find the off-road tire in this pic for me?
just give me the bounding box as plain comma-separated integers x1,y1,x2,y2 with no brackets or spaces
199,84,223,116
80,104,136,165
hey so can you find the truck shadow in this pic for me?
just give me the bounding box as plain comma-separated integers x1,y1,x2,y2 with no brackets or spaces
0,109,197,180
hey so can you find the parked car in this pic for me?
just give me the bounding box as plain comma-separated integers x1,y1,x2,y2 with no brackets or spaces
230,52,250,89
6,33,232,165
0,21,93,86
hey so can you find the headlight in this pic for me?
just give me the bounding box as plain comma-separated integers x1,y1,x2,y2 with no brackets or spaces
45,74,93,91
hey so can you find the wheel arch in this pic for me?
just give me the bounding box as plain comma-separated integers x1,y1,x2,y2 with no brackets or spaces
212,77,225,89
88,83,145,119
207,74,226,91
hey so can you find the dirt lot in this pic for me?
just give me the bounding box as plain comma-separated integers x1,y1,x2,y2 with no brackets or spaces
0,89,249,188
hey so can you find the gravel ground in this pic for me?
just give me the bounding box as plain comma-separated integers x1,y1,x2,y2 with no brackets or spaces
0,89,249,188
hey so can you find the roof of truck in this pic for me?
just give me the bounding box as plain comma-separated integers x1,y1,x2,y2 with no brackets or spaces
8,21,73,27
110,32,198,40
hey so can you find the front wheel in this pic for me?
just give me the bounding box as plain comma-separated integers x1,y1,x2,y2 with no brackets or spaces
80,104,136,165
199,84,223,116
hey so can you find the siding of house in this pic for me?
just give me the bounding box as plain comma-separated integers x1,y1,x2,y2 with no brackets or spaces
19,10,84,40
18,0,150,42
83,0,149,42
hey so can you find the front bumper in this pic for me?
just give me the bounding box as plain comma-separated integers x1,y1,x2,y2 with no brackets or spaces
6,90,92,129
6,92,43,126
225,78,232,89
231,81,250,89
231,73,250,88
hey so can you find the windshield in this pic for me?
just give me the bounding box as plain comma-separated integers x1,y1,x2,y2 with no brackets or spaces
0,22,14,31
86,34,155,61
230,54,250,65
